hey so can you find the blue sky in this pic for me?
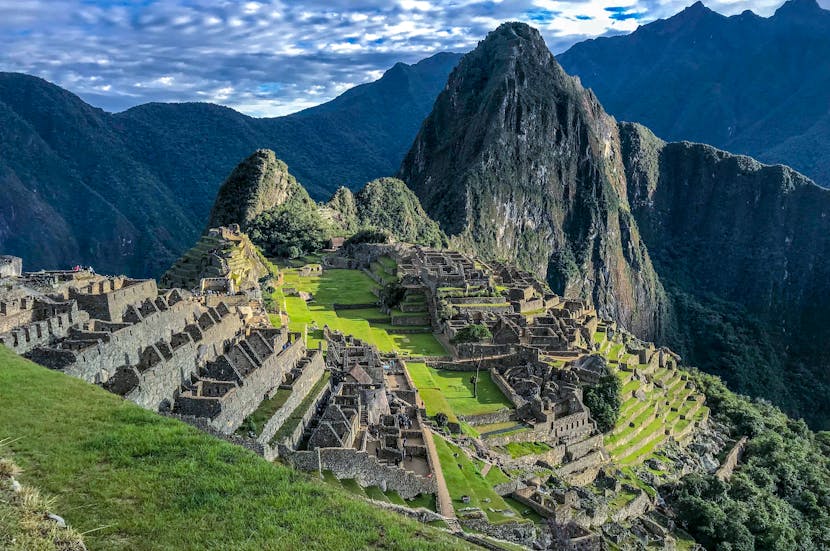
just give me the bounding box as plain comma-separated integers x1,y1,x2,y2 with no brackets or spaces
1,0,826,116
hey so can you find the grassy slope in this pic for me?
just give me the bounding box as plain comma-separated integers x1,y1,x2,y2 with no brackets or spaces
0,346,466,551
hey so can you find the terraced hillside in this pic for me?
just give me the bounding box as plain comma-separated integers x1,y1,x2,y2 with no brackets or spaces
594,326,709,467
0,346,467,551
161,228,270,291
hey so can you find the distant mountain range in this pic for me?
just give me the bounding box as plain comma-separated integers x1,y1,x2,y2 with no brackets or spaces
0,52,461,276
557,0,830,188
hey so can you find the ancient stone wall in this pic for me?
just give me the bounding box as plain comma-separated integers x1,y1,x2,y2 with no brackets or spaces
257,351,325,445
70,279,158,321
0,256,22,278
209,337,307,434
63,300,236,383
0,306,88,355
287,447,436,499
460,410,515,427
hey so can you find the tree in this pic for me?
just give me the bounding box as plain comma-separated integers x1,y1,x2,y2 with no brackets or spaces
451,324,493,344
582,365,621,433
248,204,330,258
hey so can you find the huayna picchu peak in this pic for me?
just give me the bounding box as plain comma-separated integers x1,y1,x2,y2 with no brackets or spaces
2,6,830,551
400,22,669,341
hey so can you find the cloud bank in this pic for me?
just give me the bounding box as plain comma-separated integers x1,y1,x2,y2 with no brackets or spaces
0,0,822,116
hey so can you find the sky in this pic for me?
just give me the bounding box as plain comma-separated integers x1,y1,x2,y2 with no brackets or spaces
1,0,827,117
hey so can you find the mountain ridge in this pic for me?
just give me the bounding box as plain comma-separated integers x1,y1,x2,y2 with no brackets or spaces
557,0,830,188
0,52,462,277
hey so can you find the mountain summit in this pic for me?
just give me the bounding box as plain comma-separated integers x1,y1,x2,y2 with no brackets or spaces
400,22,668,338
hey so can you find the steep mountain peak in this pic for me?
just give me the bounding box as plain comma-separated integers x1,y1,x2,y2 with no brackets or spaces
206,149,311,231
400,23,668,337
774,0,826,18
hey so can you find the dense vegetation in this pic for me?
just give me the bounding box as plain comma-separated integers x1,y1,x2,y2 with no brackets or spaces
0,53,461,276
671,370,830,550
558,0,830,189
451,324,493,344
581,364,621,433
248,203,331,258
0,346,463,550
328,178,447,248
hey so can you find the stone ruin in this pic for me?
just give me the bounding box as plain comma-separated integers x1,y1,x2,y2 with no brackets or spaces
281,330,438,500
488,350,608,484
0,253,322,441
0,255,22,278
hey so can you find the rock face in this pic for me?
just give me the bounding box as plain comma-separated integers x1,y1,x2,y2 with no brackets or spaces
558,0,830,188
400,22,668,338
621,122,830,427
207,149,312,231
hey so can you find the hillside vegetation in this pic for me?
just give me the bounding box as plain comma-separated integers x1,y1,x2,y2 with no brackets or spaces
0,52,461,277
0,346,465,551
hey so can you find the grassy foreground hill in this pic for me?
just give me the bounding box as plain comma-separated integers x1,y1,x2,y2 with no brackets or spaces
0,346,466,551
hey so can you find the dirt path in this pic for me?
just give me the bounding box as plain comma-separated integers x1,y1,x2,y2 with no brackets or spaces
422,426,455,520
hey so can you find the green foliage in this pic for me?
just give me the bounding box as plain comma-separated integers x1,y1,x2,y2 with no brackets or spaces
248,203,331,258
328,178,447,248
378,281,407,310
451,324,493,344
345,228,393,246
582,366,622,433
671,370,830,550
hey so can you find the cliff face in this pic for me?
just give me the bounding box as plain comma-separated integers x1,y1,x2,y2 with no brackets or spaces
621,122,830,427
207,149,312,231
399,22,668,338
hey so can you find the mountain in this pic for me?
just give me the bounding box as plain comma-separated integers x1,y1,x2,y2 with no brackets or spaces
399,22,669,339
621,122,830,428
326,178,446,248
400,21,830,428
207,149,313,231
557,0,830,188
0,52,461,277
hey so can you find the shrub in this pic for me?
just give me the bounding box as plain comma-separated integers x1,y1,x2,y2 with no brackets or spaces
451,324,493,344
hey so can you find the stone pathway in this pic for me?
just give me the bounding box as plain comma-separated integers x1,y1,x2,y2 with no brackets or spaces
422,426,455,520
480,462,492,478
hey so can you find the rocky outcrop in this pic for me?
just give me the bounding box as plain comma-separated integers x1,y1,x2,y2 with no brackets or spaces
399,22,668,339
206,149,313,231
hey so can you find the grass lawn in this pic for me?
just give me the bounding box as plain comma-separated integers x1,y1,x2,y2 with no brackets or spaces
0,347,466,551
237,387,292,436
405,363,512,417
275,267,446,357
499,442,552,459
431,435,522,524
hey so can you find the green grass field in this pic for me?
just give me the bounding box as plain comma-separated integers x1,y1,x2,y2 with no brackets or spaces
405,363,513,418
0,347,467,551
431,434,522,524
274,267,446,357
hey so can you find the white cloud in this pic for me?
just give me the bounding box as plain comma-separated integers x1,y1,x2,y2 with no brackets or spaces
0,0,821,116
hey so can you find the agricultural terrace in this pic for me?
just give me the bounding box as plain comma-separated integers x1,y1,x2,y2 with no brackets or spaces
271,264,446,357
594,326,709,467
432,434,536,524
